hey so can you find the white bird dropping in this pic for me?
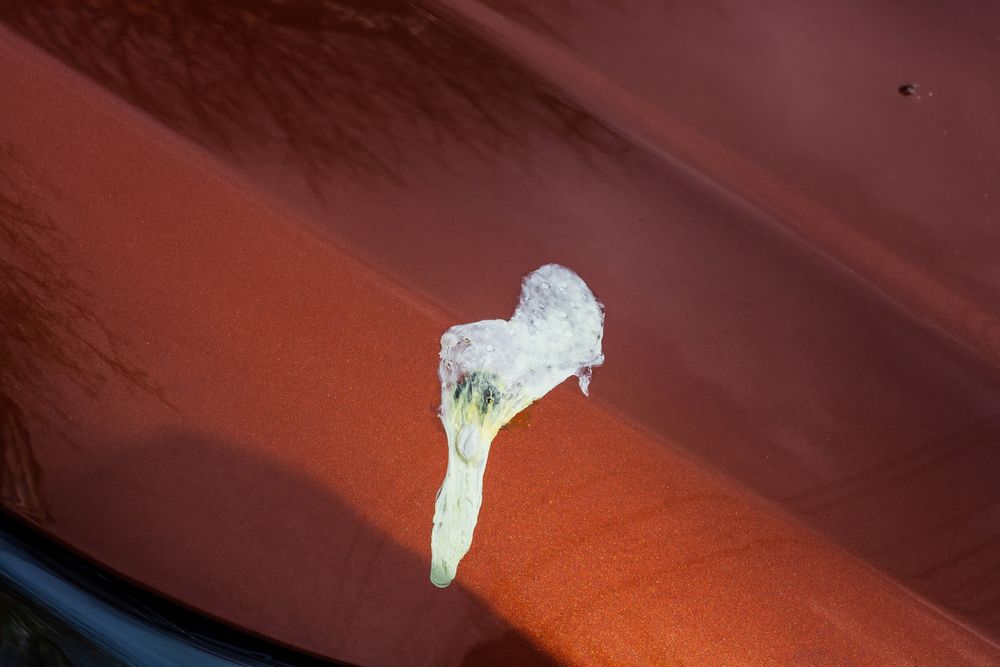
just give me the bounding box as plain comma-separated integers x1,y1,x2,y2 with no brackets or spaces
430,264,605,587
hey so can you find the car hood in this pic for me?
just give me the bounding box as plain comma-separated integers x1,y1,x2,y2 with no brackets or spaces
2,0,1000,664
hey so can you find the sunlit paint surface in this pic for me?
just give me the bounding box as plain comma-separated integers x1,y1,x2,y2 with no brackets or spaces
431,265,603,586
0,0,998,664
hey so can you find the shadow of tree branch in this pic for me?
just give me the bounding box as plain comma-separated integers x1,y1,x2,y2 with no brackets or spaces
0,143,169,522
1,0,624,190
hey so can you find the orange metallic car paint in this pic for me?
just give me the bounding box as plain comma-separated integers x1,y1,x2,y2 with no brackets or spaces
2,1,1000,664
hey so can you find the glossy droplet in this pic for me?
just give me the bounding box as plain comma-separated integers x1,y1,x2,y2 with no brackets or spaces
457,426,479,459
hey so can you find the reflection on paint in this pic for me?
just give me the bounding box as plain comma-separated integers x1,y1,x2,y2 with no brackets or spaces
430,264,605,587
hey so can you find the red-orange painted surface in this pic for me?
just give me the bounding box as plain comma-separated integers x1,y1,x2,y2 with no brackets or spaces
1,1,1000,664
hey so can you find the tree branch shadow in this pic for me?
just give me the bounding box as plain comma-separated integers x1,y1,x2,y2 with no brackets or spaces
0,143,170,523
0,0,625,191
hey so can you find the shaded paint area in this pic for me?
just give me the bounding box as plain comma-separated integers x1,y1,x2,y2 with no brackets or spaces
18,436,556,667
0,143,164,524
0,511,347,666
463,0,1000,366
0,397,43,526
0,1,999,664
449,0,1000,637
0,0,618,187
0,144,159,414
